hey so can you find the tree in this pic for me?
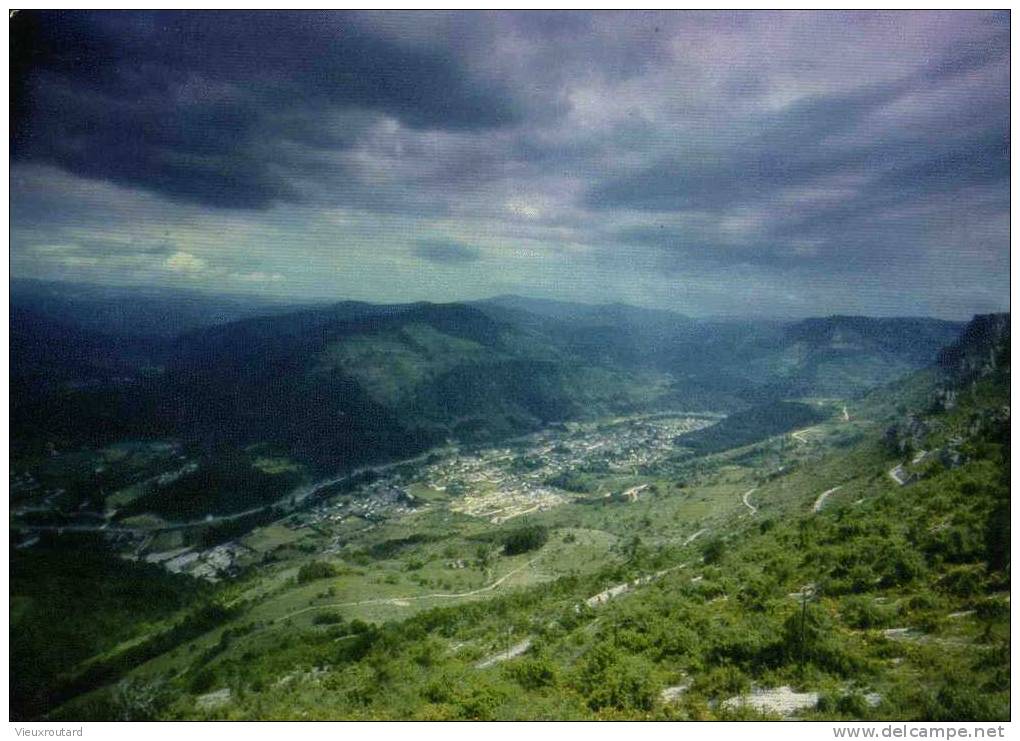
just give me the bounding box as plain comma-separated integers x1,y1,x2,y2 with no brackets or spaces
702,537,726,565
502,524,549,555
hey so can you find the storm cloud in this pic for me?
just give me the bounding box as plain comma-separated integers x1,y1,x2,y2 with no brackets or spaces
9,10,1011,319
11,11,522,208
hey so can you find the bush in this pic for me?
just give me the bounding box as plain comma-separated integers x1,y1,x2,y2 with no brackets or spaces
502,524,549,556
505,657,558,690
702,538,726,565
297,561,337,584
923,681,1004,721
817,691,870,718
781,604,862,675
455,685,509,720
975,598,1009,622
188,667,217,695
938,565,985,597
880,546,927,587
575,644,656,711
691,665,750,699
312,611,344,626
840,596,895,630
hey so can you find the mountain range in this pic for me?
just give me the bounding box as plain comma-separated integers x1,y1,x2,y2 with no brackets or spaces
11,280,965,473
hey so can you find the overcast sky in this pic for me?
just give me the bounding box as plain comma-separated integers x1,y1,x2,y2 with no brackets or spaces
10,10,1010,319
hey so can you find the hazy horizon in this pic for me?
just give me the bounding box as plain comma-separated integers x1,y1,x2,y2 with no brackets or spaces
11,274,996,324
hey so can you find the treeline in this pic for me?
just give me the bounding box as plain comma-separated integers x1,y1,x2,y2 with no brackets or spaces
117,448,302,520
10,534,212,719
676,401,828,454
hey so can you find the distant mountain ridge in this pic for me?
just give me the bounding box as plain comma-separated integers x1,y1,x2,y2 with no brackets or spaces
10,278,322,337
10,281,968,477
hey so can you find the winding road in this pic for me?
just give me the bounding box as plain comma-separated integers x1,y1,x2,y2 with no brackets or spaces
279,555,545,621
812,486,842,513
741,487,758,514
12,450,445,536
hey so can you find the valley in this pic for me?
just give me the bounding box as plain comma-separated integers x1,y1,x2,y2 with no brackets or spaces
11,411,725,581
8,286,1009,722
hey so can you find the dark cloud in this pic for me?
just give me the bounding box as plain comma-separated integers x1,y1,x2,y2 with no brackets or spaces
412,239,482,264
585,29,1009,286
586,45,1009,216
11,11,524,209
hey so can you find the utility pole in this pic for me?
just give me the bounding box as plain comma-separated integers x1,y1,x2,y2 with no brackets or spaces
798,583,816,667
799,592,808,665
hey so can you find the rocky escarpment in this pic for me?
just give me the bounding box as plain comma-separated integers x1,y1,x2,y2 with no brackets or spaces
885,313,1010,470
937,313,1010,385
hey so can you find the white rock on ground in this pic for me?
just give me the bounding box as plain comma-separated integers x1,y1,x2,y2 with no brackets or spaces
722,686,819,716
196,688,232,710
660,680,692,703
474,638,532,669
883,627,924,641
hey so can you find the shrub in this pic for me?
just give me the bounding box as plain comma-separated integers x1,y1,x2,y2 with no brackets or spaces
938,565,985,597
297,561,337,584
455,685,509,720
835,691,871,717
575,644,656,711
880,546,927,587
502,524,549,556
923,681,1004,721
781,604,862,675
312,611,344,626
188,667,216,695
840,596,895,630
702,538,726,565
975,598,1009,622
691,665,750,700
817,691,871,718
505,657,558,690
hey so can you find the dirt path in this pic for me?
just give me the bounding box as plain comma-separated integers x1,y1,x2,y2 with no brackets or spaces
280,556,544,620
812,486,842,513
491,503,541,524
741,487,758,515
791,430,810,444
584,563,689,608
621,484,649,502
475,638,533,669
683,528,708,546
